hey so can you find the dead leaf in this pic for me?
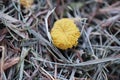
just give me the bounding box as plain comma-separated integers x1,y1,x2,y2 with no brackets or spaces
0,57,20,72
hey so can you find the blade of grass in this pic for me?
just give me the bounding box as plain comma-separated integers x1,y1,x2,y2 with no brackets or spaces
18,47,30,80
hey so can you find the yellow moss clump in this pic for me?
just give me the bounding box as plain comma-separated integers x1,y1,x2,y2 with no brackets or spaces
51,18,80,50
20,0,33,8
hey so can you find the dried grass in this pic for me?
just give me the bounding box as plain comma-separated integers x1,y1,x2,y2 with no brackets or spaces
0,0,120,80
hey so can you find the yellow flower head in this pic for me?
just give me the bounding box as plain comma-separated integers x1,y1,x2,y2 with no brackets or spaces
51,18,80,50
20,0,33,8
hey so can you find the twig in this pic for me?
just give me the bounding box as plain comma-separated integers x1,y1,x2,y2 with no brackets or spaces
33,57,120,67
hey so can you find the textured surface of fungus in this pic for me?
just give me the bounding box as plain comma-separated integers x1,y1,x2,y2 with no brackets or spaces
20,0,33,8
51,18,80,50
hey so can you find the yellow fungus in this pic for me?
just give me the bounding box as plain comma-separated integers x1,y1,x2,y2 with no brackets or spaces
20,0,33,8
51,18,80,50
